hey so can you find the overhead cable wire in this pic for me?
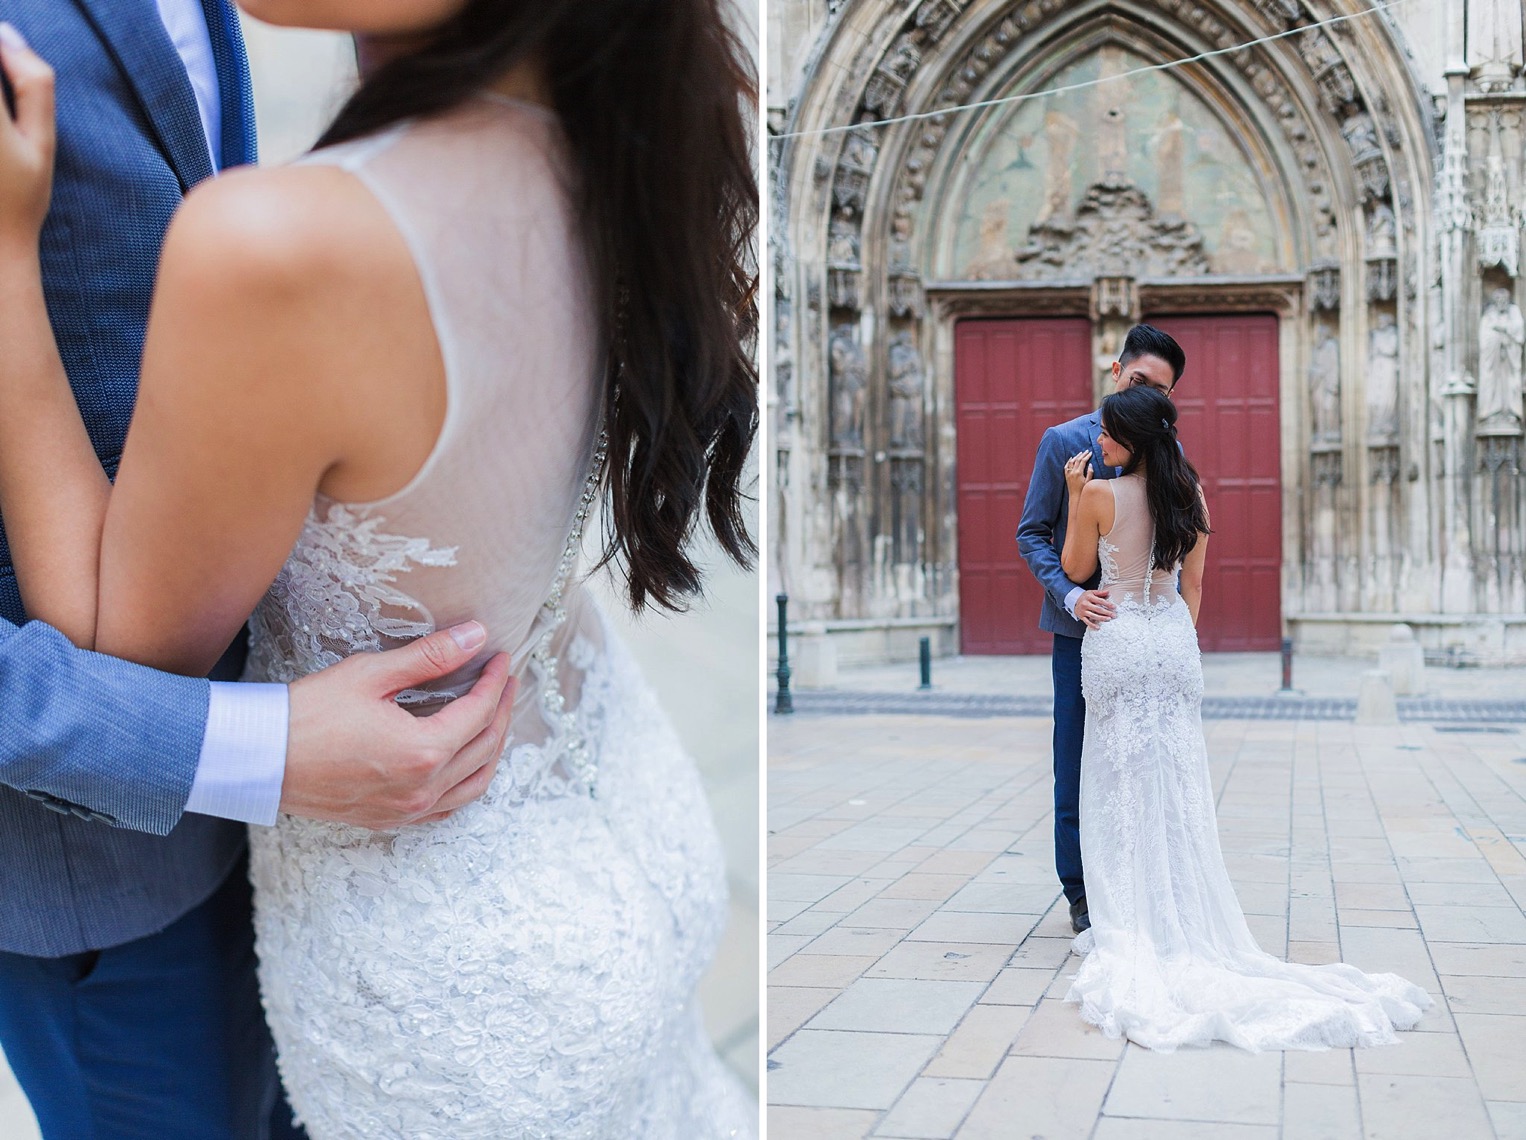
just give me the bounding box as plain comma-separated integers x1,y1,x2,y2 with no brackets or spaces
769,0,1422,143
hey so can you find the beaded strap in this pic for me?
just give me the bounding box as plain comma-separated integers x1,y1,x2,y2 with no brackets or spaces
528,427,609,795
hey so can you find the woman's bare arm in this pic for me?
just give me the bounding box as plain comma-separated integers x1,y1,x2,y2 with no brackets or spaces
0,34,444,675
1060,474,1111,584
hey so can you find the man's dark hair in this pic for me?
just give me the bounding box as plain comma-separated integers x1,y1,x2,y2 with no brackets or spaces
1118,323,1187,385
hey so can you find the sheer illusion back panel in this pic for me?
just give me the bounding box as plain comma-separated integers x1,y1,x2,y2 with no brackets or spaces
1099,474,1178,601
273,97,601,693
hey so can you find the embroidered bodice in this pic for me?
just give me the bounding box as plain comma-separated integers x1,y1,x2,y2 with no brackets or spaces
244,95,606,796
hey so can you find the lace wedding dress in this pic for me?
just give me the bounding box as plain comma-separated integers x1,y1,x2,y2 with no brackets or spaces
241,97,754,1138
1067,473,1431,1052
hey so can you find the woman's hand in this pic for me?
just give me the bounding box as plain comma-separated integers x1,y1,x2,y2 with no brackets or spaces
1064,450,1093,498
0,24,56,254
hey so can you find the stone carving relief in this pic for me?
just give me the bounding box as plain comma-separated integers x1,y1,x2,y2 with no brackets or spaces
864,37,922,119
834,129,878,215
1255,0,1302,26
1300,28,1356,116
1478,288,1525,436
1368,202,1397,254
887,333,925,449
841,0,1345,292
1341,112,1389,200
1477,113,1518,277
914,0,967,43
1012,179,1211,279
829,325,868,449
1309,260,1341,311
1310,322,1342,446
1367,311,1400,443
827,214,862,310
1367,203,1398,302
950,43,1281,281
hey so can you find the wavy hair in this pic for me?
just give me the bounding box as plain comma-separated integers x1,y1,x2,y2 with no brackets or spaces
316,0,758,612
1099,386,1209,568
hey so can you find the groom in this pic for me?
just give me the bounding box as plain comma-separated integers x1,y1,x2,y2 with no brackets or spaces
1016,324,1186,934
0,5,512,1138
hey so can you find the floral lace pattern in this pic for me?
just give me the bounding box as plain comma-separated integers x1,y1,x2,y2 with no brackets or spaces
245,501,457,706
248,627,754,1138
1067,522,1432,1052
243,493,751,1135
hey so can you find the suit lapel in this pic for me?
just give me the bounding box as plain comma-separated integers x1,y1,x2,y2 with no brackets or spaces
72,0,216,190
1086,412,1111,479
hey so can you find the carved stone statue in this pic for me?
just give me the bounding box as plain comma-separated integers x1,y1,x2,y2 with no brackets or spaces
1366,311,1400,442
829,325,868,449
1367,202,1397,256
1341,112,1388,199
827,215,860,266
1478,287,1525,434
887,332,925,448
1310,323,1342,445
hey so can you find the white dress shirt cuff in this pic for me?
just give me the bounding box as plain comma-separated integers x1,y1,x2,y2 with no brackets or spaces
1063,586,1084,619
185,682,288,826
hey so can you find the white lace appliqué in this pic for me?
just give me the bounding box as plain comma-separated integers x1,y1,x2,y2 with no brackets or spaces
246,501,457,703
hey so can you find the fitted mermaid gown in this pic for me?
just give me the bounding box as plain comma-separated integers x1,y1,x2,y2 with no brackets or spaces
1067,473,1431,1052
240,96,754,1138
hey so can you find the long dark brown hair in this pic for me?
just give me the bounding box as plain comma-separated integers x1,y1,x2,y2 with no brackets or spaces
1099,386,1210,569
317,1,758,612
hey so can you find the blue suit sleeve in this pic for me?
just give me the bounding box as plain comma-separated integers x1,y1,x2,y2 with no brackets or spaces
0,617,209,836
1017,427,1083,611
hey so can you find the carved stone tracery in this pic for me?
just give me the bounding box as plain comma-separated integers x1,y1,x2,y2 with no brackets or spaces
1012,178,1211,280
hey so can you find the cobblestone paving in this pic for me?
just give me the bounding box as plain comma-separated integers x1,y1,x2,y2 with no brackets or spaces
767,712,1526,1140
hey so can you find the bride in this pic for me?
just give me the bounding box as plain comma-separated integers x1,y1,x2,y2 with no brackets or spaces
0,1,756,1136
1058,385,1431,1053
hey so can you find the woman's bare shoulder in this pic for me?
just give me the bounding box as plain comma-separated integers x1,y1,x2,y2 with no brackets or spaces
1079,478,1111,505
162,163,408,303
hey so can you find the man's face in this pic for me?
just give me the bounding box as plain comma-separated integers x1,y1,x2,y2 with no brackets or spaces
1110,354,1176,396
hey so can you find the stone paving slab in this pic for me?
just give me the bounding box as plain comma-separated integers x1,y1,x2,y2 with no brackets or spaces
767,711,1526,1140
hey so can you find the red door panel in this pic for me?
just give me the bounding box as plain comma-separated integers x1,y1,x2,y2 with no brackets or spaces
954,318,1094,654
1145,313,1282,652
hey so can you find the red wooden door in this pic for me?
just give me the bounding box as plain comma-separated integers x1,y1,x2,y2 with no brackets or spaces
954,318,1094,654
1145,314,1282,651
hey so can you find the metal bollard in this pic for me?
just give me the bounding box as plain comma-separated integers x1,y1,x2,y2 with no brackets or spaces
919,636,932,690
1279,636,1294,693
775,593,794,715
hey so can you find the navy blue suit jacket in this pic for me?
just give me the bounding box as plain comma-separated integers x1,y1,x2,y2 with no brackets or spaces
1015,410,1121,641
0,0,258,956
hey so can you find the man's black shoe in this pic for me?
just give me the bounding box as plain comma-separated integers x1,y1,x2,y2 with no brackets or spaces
1069,897,1090,934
